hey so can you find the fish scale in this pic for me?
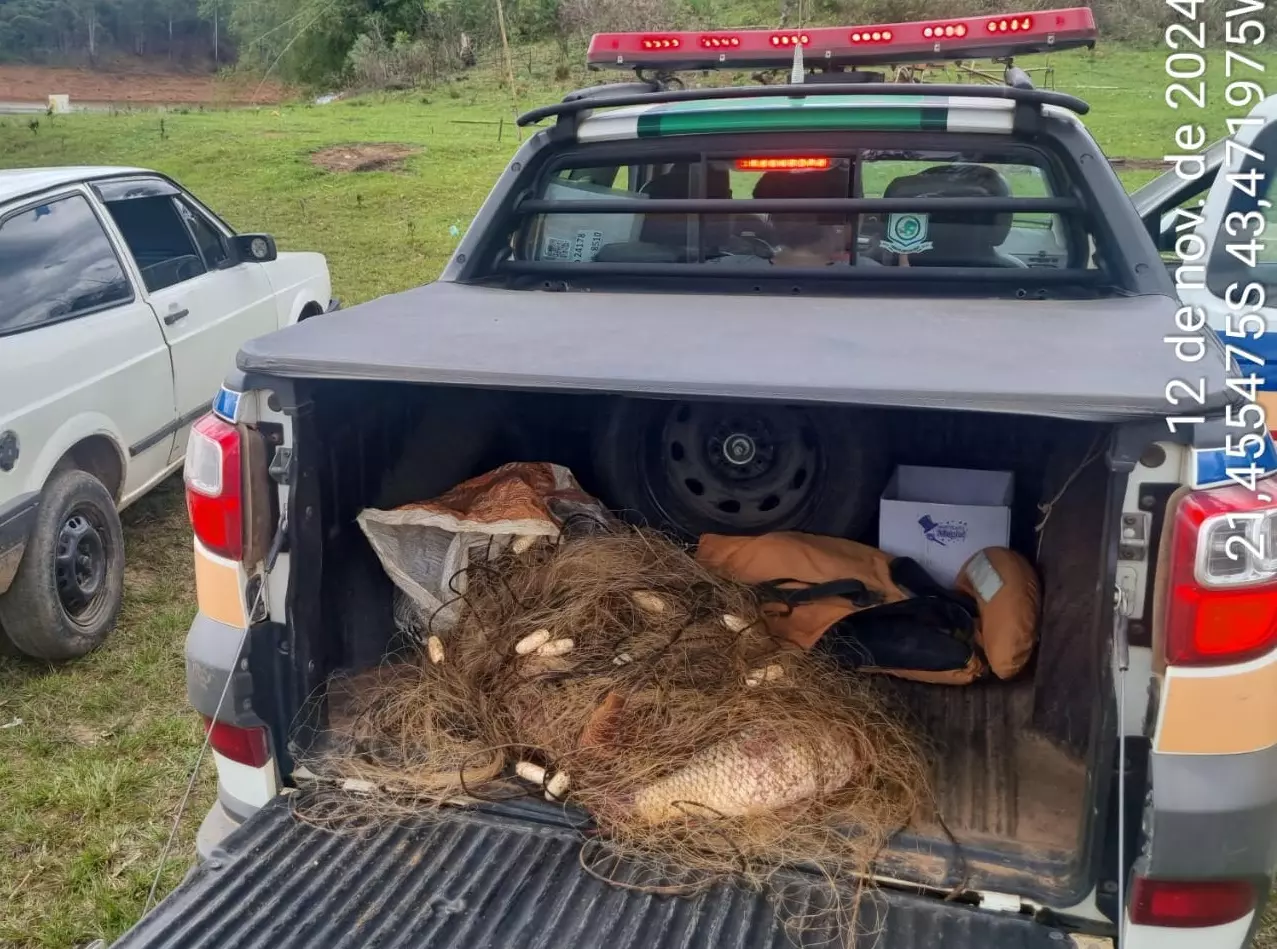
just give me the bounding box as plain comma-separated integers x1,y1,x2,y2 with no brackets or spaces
631,725,858,825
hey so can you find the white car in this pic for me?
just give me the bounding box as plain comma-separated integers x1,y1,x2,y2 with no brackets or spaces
0,166,335,660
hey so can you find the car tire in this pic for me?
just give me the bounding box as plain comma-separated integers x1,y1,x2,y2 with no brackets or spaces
591,398,887,542
0,469,125,660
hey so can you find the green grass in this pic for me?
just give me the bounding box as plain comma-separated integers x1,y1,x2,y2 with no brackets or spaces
0,482,208,948
0,43,1274,948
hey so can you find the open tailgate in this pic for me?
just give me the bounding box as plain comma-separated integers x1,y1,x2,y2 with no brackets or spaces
113,795,1102,949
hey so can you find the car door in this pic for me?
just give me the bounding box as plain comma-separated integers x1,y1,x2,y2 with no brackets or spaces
92,177,278,465
1181,95,1277,420
0,186,176,507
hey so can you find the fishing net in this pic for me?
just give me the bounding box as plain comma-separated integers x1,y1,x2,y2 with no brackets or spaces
302,468,930,943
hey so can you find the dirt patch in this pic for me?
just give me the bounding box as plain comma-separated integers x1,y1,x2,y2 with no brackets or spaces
0,63,288,105
311,143,421,173
1109,157,1165,171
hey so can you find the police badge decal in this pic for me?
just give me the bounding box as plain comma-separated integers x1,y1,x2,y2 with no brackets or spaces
880,212,934,255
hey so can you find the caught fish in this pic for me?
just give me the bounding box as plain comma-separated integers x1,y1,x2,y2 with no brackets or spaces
627,726,857,825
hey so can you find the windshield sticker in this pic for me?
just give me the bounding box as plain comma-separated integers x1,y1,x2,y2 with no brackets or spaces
541,229,607,262
543,237,571,260
880,212,934,255
572,229,606,262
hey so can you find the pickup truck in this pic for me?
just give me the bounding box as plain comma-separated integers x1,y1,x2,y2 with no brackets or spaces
0,167,335,659
117,9,1277,949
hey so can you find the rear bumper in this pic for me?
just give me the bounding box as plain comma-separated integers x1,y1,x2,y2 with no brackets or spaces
185,613,259,727
1146,743,1277,879
0,491,38,595
186,612,280,851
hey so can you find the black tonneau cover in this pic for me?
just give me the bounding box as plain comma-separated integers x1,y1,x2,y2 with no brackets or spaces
113,795,1090,949
238,281,1229,421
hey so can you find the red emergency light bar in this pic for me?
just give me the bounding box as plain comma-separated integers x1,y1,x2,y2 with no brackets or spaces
587,7,1096,72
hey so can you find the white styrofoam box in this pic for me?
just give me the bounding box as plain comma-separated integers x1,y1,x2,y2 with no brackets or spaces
878,465,1014,588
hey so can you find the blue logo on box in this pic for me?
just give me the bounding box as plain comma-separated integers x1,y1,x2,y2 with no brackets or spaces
919,515,968,547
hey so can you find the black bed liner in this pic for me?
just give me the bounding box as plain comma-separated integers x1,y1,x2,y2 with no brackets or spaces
115,795,1099,949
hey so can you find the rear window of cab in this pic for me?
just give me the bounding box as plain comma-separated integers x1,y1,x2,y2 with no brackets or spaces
515,146,1088,272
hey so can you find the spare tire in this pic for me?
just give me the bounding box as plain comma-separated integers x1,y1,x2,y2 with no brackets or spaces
591,398,886,541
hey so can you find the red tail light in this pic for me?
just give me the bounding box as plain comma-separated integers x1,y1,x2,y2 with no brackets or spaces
1129,877,1255,928
1165,477,1277,665
204,716,271,768
185,414,244,561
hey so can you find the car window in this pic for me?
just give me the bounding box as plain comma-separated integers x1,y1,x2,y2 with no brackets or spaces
860,156,1069,269
1156,190,1211,263
104,195,207,292
0,193,133,335
1207,122,1277,296
519,146,1079,271
175,198,231,270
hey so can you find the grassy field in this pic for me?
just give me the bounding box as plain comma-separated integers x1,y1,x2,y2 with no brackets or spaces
0,44,1274,949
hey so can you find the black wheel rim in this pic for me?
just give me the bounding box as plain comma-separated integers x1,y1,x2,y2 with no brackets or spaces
54,504,111,625
644,402,823,532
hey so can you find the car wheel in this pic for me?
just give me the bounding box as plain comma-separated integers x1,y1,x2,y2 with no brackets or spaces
0,469,125,660
592,398,886,541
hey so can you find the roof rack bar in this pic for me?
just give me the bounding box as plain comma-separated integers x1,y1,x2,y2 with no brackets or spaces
501,259,1103,284
517,82,1089,127
517,196,1081,216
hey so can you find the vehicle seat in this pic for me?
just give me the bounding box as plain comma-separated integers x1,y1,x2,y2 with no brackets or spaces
882,164,1027,268
637,165,733,255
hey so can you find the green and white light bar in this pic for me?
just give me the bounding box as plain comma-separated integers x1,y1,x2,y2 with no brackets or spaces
576,95,1017,142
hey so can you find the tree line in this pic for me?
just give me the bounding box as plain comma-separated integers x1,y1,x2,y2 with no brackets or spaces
0,0,229,65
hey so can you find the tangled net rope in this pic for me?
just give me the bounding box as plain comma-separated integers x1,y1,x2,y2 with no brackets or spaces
300,525,931,942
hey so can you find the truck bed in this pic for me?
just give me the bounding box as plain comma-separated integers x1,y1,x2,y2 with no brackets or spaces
114,795,1094,949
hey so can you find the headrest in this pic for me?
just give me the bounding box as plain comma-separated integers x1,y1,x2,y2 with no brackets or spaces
638,165,732,249
883,163,1015,251
753,168,844,200
888,163,1013,199
753,169,848,242
641,165,731,199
